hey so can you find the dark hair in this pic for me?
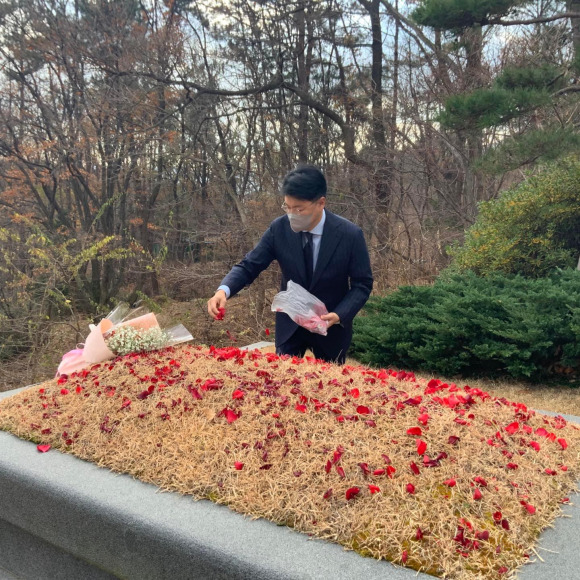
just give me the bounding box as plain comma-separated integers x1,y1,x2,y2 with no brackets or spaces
281,164,327,201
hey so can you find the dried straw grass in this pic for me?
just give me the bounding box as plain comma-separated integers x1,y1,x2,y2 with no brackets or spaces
1,345,579,579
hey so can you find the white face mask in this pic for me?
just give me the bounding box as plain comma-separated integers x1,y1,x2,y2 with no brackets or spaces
287,212,313,232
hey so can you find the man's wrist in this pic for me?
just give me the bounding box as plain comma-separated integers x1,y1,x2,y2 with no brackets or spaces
217,285,231,299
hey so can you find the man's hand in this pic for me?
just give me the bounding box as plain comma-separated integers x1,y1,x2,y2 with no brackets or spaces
207,290,227,319
320,312,340,328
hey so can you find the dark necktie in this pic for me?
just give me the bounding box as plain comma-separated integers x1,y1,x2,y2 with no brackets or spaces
303,232,313,287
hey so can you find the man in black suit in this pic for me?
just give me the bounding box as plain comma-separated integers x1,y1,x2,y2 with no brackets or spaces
207,165,373,364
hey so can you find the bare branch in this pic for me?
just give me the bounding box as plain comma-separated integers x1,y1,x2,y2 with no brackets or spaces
488,12,580,27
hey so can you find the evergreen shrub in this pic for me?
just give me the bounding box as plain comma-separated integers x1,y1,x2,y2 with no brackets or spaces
350,270,580,380
448,156,580,277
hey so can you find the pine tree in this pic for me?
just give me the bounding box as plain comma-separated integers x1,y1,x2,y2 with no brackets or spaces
411,0,580,173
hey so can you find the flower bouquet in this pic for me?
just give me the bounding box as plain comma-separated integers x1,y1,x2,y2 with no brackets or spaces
56,303,193,376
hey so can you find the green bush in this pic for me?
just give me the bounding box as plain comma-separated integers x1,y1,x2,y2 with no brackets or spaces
448,156,580,277
351,271,580,380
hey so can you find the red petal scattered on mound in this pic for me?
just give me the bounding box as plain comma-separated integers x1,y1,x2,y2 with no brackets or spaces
448,435,460,445
356,405,371,415
401,550,408,564
37,444,51,453
417,413,430,425
349,388,360,398
410,462,420,475
358,462,370,475
416,439,427,455
473,488,483,500
264,328,270,336
368,485,381,494
325,460,332,474
373,468,386,476
234,462,244,470
345,487,360,500
406,483,415,494
323,488,332,499
505,421,519,435
223,409,240,424
336,465,346,478
529,441,540,451
386,465,396,478
215,307,226,320
406,427,422,436
232,389,245,399
443,479,456,487
473,476,487,487
558,438,568,450
295,403,307,413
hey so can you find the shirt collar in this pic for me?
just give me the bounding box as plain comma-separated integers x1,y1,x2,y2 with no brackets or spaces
309,210,326,236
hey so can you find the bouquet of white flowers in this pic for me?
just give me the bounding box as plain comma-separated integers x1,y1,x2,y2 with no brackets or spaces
56,303,193,376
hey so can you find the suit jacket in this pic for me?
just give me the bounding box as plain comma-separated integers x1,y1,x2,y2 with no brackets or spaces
220,210,373,348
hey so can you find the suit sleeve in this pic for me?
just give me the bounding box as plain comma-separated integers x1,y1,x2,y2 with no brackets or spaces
219,226,276,298
332,228,373,325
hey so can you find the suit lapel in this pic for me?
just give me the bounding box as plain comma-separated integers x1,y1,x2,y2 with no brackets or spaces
311,212,341,288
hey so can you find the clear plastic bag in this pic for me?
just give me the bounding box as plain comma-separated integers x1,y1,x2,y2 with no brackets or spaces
271,280,329,336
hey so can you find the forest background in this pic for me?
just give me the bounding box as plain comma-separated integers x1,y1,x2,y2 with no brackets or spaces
1,0,579,392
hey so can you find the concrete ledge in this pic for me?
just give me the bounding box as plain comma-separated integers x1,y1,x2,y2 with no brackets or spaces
0,385,578,579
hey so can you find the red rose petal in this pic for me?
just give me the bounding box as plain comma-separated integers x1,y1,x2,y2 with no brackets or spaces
473,488,482,500
356,405,372,415
345,487,360,500
295,403,307,413
386,465,396,478
368,484,381,494
406,427,422,436
558,438,568,450
336,465,346,478
323,488,333,499
444,478,456,487
350,388,360,398
234,462,244,470
232,389,245,399
358,462,371,475
37,444,51,453
410,462,420,475
416,439,427,455
417,413,429,425
406,483,415,494
505,421,519,435
224,409,240,424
